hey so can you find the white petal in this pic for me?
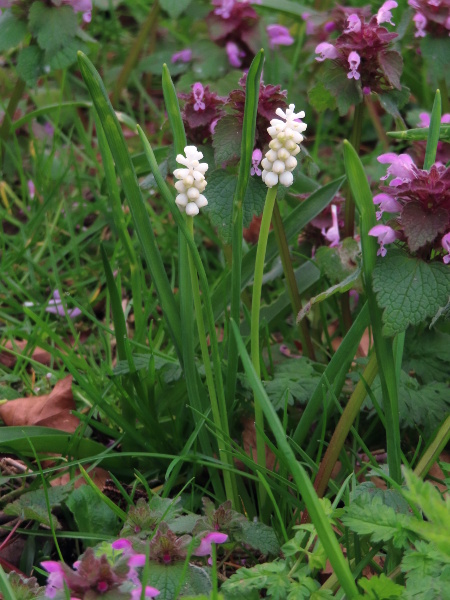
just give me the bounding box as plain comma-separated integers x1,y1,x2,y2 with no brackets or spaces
264,172,279,188
285,156,297,170
261,158,273,170
266,149,277,162
175,193,188,207
175,181,186,192
196,195,208,208
279,171,293,186
272,160,286,174
186,202,200,216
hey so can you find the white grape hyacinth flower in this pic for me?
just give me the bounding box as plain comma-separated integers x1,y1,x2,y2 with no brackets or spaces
261,104,307,188
173,146,208,217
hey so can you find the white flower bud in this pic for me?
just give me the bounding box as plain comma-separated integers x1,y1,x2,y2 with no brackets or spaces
285,156,297,171
261,158,273,170
272,160,286,174
266,149,278,162
173,145,209,216
279,171,294,187
263,171,279,188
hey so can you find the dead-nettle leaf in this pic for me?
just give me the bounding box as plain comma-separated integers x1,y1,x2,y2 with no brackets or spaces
4,485,72,529
297,268,361,323
0,375,79,433
401,201,448,252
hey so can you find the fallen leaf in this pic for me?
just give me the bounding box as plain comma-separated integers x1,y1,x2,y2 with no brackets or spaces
0,375,79,433
0,340,52,369
50,466,109,490
240,418,278,472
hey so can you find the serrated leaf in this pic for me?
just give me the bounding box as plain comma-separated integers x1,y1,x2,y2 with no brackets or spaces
378,50,403,90
4,485,71,529
212,115,242,165
372,252,450,335
402,541,450,599
159,0,192,18
66,486,120,547
263,359,322,410
28,2,77,53
48,37,87,70
16,46,44,86
358,573,403,599
0,10,28,51
307,82,336,114
378,86,410,120
403,328,450,384
320,63,362,116
401,201,448,252
147,563,211,600
112,353,179,376
222,562,287,597
204,169,267,244
421,36,450,86
315,238,361,284
372,370,450,433
341,495,411,548
234,520,281,555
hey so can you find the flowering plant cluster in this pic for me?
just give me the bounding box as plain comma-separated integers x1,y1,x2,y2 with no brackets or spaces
178,82,226,144
368,152,450,262
261,104,307,188
0,0,91,21
408,0,450,38
315,1,402,96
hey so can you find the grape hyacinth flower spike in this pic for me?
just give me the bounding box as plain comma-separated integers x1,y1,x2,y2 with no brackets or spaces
173,146,208,217
261,104,307,188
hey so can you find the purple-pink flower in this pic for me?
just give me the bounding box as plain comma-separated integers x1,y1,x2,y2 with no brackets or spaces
373,193,402,220
28,180,35,200
226,41,246,67
251,149,262,176
266,24,294,49
315,42,339,62
46,290,81,319
131,586,160,599
61,0,92,22
171,49,192,63
193,83,206,111
344,14,362,34
194,532,228,558
413,12,428,36
347,51,361,80
408,0,450,37
378,152,415,185
321,204,340,247
369,224,398,256
442,232,450,264
377,1,398,26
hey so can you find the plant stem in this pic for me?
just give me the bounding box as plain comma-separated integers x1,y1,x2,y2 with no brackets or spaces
365,95,390,150
0,77,26,167
313,352,378,500
414,415,450,479
271,202,316,360
344,102,364,239
112,1,159,105
439,78,449,113
251,185,277,497
186,217,237,507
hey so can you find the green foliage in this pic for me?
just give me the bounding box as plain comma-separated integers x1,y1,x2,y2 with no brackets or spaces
0,10,28,51
66,485,120,546
307,82,336,114
28,2,78,53
356,574,403,599
159,0,193,19
372,251,450,335
4,573,45,600
212,116,242,165
120,497,183,538
403,328,450,384
148,563,212,600
262,359,322,411
320,62,362,116
421,36,450,86
401,541,450,599
4,485,72,529
204,170,267,243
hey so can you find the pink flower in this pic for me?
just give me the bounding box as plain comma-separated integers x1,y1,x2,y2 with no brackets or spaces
315,42,339,61
321,204,340,247
129,554,146,568
62,0,92,22
344,14,362,33
41,561,65,598
369,224,398,256
413,12,427,36
28,180,35,200
112,538,133,551
0,0,13,15
442,232,450,264
417,111,450,127
192,83,206,111
377,1,398,26
171,49,192,63
378,153,415,184
193,532,228,561
131,586,160,599
251,148,262,176
46,290,81,319
214,0,235,19
347,51,361,80
373,193,402,220
266,24,294,49
301,12,316,35
226,41,246,67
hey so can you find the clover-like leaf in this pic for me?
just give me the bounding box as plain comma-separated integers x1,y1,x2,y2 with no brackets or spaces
372,252,450,335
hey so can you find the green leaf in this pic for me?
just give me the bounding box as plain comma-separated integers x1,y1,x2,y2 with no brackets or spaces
3,572,45,600
421,36,450,86
308,82,336,113
159,0,192,18
378,86,410,120
66,486,120,546
28,2,77,53
222,562,288,597
16,46,44,87
263,359,322,411
357,574,403,599
120,497,183,538
147,563,211,600
234,520,281,556
372,252,450,335
4,485,71,529
321,62,363,116
424,89,441,170
341,494,411,548
212,115,242,165
402,541,450,599
0,10,28,51
48,37,87,70
204,169,267,244
378,50,403,90
403,328,450,384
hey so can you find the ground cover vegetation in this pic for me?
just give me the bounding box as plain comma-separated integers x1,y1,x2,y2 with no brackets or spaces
0,0,449,598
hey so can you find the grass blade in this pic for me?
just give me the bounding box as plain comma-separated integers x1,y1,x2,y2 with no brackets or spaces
424,89,441,170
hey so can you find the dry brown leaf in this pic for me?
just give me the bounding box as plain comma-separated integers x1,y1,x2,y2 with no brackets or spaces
0,340,52,369
240,418,278,472
0,375,79,433
50,466,110,489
